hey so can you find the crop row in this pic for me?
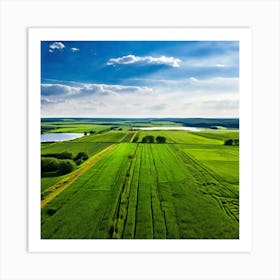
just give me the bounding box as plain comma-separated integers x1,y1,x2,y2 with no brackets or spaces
42,142,239,239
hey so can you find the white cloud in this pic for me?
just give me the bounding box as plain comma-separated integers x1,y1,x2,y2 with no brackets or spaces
49,42,65,52
71,47,80,52
187,77,239,93
41,78,238,118
41,84,80,96
107,54,181,67
215,64,225,67
41,83,153,97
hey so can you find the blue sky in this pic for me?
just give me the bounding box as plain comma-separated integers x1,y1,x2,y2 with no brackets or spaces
41,41,239,117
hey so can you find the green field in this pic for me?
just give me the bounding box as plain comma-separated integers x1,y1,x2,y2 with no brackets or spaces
41,142,111,191
41,120,239,239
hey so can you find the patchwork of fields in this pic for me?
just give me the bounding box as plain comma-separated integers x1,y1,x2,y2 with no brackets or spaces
41,126,239,239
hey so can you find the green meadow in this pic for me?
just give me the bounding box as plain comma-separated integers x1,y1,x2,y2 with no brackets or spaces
41,119,239,239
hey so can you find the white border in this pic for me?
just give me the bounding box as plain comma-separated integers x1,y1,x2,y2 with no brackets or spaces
28,27,252,253
1,1,279,279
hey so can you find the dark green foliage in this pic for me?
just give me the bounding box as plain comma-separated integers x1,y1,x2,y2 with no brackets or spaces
132,136,139,142
75,159,83,165
224,139,233,145
84,131,87,136
41,152,73,159
41,157,76,174
41,157,59,172
224,139,239,146
73,152,89,165
156,136,166,143
142,135,155,143
89,130,95,135
58,159,76,174
74,152,89,161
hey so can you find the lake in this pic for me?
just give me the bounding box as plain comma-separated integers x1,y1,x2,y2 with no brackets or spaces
41,133,84,142
134,126,202,131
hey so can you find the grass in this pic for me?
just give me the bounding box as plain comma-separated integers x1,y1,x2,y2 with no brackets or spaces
41,142,110,157
41,142,111,191
41,127,239,239
136,130,223,145
181,145,239,184
73,131,135,143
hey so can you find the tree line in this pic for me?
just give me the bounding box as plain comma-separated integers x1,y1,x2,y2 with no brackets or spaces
133,135,167,143
41,151,89,175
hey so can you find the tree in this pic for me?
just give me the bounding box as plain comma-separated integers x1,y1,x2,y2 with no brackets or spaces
233,139,239,146
142,135,155,143
58,159,76,174
224,139,239,146
224,139,233,145
84,131,87,136
56,152,73,159
41,152,73,159
41,157,59,172
156,136,166,143
74,152,89,161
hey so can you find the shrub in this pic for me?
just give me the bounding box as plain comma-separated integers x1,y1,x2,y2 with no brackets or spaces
142,135,155,143
58,159,76,174
41,152,73,159
224,139,239,146
41,157,59,172
75,159,83,165
74,152,89,161
224,139,233,145
58,152,73,159
156,136,166,143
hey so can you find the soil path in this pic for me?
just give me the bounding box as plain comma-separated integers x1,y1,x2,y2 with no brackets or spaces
41,144,116,208
130,132,137,142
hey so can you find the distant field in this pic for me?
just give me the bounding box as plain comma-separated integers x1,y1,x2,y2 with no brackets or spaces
41,142,110,156
41,122,110,133
136,130,223,145
73,131,134,143
41,125,239,239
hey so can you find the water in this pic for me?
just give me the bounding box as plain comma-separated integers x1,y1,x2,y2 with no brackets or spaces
41,133,84,142
134,126,202,131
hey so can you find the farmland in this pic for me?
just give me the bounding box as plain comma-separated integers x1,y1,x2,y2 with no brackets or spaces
41,118,239,239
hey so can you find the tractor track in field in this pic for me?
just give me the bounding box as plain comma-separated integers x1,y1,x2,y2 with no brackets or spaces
110,144,139,238
148,145,155,238
41,144,117,208
171,144,239,223
93,149,129,238
134,145,142,239
150,145,168,238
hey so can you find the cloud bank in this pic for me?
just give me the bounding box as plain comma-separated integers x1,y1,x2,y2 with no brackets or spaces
41,77,238,118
